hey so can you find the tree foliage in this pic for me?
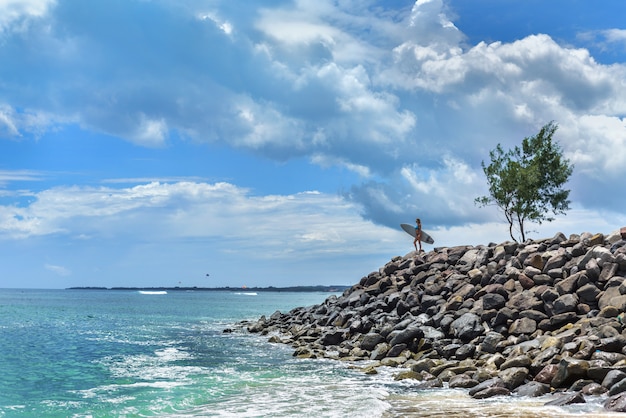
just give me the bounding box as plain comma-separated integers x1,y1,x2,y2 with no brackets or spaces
475,122,574,242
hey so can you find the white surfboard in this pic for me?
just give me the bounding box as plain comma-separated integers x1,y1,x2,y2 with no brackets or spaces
400,223,434,244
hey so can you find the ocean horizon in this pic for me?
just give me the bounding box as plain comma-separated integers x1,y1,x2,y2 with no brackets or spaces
0,288,620,417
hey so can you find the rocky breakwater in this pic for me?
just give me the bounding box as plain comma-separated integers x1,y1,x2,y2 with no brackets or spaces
246,231,626,412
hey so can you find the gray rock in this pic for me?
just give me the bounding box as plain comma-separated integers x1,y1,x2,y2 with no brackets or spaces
498,367,529,390
544,392,585,406
551,358,590,388
388,326,423,347
448,374,479,389
492,307,516,326
534,364,559,384
450,313,484,342
361,332,384,351
605,392,626,412
482,293,506,310
455,343,476,360
320,329,344,345
514,381,550,397
598,336,626,352
500,355,532,370
370,342,390,360
468,377,506,396
507,291,543,311
472,386,511,399
609,377,626,396
481,332,504,354
555,274,579,295
543,252,568,273
576,283,601,303
582,382,607,395
553,293,579,314
508,317,537,335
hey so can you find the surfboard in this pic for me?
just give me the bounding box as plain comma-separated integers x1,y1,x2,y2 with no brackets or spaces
401,223,434,244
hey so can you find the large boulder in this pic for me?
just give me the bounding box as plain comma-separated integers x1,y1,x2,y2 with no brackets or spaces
450,313,484,342
360,332,384,351
388,326,424,347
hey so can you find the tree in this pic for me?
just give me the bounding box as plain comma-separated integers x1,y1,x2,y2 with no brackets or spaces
475,122,573,242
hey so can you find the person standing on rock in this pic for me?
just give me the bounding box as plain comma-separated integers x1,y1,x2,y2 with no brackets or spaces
414,218,422,252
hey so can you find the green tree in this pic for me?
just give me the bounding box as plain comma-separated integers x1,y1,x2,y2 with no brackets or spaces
475,122,573,242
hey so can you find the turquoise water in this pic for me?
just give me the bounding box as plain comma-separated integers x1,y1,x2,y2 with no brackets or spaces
0,289,389,417
0,289,621,417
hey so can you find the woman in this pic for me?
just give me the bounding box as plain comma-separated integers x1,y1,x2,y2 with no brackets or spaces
414,218,422,252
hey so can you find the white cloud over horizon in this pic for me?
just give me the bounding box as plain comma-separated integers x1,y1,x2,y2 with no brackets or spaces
1,0,626,288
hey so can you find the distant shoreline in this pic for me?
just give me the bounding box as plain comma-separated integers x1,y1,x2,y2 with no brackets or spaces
66,285,350,293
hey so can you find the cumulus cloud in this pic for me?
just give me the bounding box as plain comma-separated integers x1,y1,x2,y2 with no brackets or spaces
0,181,400,260
2,0,626,235
0,0,55,34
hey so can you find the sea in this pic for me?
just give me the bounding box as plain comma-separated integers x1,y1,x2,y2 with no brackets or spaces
0,288,622,417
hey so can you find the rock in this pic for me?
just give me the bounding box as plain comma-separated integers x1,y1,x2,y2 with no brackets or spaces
472,386,511,399
605,392,626,412
320,330,345,346
544,392,586,406
514,381,551,397
534,364,559,384
370,342,390,360
482,293,506,310
468,377,506,397
551,358,590,388
361,333,384,351
450,313,484,342
609,377,626,396
525,253,545,270
582,382,607,395
415,378,444,389
553,294,579,314
481,331,504,354
500,355,532,370
498,367,529,390
388,326,424,347
544,252,568,273
410,358,437,373
393,370,422,381
246,230,626,406
448,374,479,389
506,291,543,311
598,336,626,352
362,364,378,375
589,233,605,246
455,344,476,360
576,283,601,304
508,317,537,335
387,343,408,358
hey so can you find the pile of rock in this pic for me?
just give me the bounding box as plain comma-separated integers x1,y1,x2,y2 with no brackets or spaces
246,231,626,412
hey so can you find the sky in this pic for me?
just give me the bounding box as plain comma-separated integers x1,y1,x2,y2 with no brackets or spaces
2,0,626,289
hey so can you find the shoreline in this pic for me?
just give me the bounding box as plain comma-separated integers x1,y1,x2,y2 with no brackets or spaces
246,230,626,414
66,285,351,293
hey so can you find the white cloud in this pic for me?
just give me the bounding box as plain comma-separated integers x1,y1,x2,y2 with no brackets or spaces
0,0,55,34
0,105,20,137
0,181,401,260
0,169,44,184
197,12,233,36
45,263,71,276
600,29,626,45
130,115,168,147
232,95,306,152
2,0,626,240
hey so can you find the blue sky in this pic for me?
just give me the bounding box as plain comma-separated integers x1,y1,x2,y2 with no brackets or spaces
2,0,626,289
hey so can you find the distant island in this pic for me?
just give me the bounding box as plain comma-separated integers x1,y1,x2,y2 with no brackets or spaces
67,285,350,293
